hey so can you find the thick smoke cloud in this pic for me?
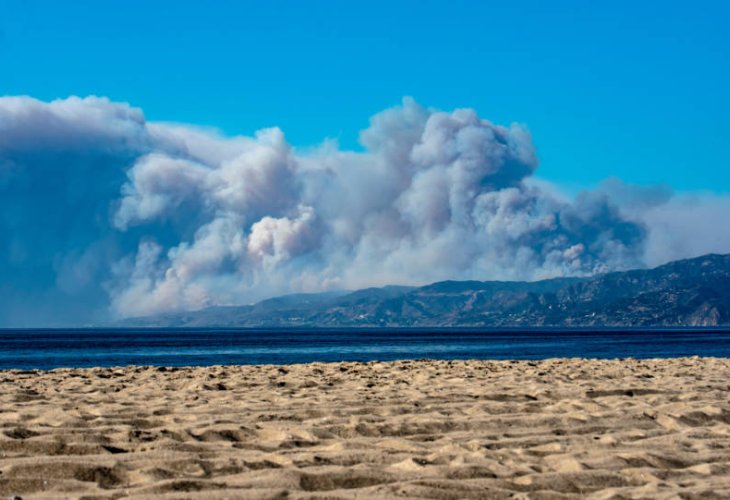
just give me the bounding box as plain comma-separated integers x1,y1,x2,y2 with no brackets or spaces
0,96,727,325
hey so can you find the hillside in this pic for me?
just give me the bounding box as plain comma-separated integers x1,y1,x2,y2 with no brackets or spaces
117,254,730,327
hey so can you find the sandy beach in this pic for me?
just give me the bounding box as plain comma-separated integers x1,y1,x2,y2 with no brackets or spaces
2,357,730,499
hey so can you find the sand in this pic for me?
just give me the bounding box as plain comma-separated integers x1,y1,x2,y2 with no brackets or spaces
1,357,730,499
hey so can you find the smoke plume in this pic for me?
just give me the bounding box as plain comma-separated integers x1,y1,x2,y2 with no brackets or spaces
0,96,727,325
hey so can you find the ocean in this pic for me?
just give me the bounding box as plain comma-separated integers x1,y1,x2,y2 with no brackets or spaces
1,327,730,370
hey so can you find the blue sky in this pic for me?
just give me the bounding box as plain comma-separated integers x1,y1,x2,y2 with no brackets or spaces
0,0,730,192
2,0,728,192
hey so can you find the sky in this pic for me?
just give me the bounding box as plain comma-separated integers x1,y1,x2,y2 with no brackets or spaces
1,1,729,326
3,0,728,191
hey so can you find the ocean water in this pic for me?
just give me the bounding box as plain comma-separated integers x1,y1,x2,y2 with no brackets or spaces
1,328,730,370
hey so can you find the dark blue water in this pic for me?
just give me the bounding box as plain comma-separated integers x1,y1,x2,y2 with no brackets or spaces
1,328,730,370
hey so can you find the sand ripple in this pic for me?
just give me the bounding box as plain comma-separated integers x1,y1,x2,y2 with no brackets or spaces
1,357,730,498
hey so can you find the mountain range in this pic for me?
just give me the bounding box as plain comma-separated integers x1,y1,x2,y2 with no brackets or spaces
116,253,730,328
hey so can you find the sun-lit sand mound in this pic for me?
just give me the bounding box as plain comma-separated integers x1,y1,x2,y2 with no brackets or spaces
2,357,730,498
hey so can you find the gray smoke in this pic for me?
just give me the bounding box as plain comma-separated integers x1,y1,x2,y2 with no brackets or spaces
0,95,726,325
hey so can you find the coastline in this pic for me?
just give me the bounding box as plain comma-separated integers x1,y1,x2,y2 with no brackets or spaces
2,357,730,498
4,327,730,371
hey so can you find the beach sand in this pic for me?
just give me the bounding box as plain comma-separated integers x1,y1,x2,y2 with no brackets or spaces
2,357,730,498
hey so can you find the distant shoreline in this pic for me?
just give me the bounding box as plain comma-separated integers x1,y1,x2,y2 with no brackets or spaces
106,254,730,329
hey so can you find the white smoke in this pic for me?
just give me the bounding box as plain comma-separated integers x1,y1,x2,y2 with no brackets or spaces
0,95,727,325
